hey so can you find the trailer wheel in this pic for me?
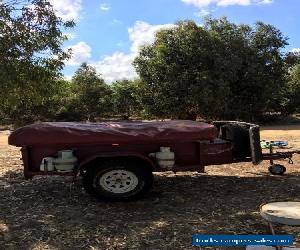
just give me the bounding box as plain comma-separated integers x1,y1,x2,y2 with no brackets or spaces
82,160,153,201
268,164,286,175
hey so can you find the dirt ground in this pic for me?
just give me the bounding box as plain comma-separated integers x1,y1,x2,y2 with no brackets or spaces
0,125,300,250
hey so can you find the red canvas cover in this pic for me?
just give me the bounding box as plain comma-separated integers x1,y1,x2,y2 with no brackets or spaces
8,120,218,146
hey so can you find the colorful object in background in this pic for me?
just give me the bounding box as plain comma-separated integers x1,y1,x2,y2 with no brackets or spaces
260,140,288,149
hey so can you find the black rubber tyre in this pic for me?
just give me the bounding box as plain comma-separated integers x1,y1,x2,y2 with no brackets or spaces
82,160,154,201
268,164,286,175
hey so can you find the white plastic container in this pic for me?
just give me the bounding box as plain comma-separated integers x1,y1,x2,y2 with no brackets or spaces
40,157,55,171
54,150,77,172
149,147,175,168
53,157,77,172
58,150,73,159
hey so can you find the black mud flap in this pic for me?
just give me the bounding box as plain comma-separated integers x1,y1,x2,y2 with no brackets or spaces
249,126,263,165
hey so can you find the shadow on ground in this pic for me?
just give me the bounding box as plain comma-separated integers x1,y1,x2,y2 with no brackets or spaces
1,169,300,250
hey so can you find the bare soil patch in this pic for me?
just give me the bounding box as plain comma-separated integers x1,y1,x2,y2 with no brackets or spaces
0,130,9,146
0,126,299,250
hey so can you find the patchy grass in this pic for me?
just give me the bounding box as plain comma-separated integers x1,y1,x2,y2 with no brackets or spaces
0,127,300,250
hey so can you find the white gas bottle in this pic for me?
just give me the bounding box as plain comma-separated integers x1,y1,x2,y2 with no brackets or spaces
54,150,77,172
149,147,175,168
40,157,55,171
58,150,73,159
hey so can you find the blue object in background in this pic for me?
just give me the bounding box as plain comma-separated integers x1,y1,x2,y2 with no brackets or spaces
270,141,288,147
192,235,294,246
260,140,288,149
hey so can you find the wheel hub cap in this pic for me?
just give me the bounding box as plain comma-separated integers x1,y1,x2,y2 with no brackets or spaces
99,170,139,194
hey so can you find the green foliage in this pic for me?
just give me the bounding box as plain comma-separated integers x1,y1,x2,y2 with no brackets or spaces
1,8,298,125
0,78,73,126
285,51,300,68
283,63,300,114
134,21,223,120
111,80,141,119
0,0,75,126
0,0,74,69
134,17,290,121
70,63,112,121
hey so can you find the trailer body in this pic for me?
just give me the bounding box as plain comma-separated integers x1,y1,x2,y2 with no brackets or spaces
9,120,260,177
8,120,270,200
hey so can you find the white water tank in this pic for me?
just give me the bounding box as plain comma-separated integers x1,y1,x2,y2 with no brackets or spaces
40,157,55,171
149,147,175,168
54,150,77,172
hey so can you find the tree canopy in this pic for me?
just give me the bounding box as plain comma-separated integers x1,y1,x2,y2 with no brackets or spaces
0,0,74,124
134,17,291,121
70,63,112,121
0,11,299,126
111,80,141,120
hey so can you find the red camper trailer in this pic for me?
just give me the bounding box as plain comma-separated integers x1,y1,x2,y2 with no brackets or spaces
8,120,299,201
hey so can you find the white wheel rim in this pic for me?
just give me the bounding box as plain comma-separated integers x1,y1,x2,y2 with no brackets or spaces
99,170,139,194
